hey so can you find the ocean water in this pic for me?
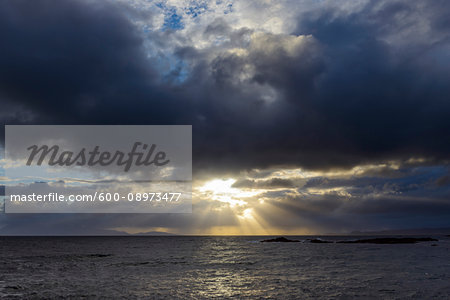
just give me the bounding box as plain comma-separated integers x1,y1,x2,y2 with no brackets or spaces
0,236,449,299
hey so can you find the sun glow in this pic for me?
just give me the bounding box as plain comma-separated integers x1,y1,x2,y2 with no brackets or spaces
198,178,258,207
199,179,236,194
196,178,272,235
240,208,254,219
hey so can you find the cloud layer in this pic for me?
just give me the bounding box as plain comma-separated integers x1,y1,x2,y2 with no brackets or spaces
1,0,449,234
1,0,449,172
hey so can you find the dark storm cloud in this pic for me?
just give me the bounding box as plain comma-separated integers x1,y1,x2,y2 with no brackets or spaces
190,0,450,173
258,193,450,233
0,0,191,127
289,0,450,166
232,177,296,189
435,175,450,187
256,173,450,232
1,0,449,173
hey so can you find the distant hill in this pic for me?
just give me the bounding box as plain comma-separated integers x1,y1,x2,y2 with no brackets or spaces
134,231,177,236
0,228,176,236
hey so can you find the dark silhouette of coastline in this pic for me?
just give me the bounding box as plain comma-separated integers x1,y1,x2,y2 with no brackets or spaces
261,237,300,243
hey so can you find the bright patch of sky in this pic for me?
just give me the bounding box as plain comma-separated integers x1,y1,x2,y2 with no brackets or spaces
118,0,321,83
155,1,185,30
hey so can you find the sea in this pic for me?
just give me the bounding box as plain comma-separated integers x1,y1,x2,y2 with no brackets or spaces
0,236,449,299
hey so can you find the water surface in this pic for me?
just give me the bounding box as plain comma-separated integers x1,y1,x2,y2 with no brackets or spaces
1,236,449,299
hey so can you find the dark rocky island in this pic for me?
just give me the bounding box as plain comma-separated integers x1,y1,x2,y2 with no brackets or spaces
337,237,438,244
261,237,300,243
309,239,333,243
260,237,438,244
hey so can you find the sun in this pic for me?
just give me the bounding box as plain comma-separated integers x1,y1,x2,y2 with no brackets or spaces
198,178,247,206
199,178,236,194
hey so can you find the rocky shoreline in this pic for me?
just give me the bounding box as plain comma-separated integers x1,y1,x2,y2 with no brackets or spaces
261,237,438,244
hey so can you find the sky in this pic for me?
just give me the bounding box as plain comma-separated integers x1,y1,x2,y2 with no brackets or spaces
0,0,449,235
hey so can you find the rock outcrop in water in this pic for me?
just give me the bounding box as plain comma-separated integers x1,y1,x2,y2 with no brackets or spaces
309,239,333,243
337,237,438,244
260,237,300,243
260,237,438,244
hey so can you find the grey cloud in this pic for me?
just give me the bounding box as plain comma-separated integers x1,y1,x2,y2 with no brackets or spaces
244,163,450,232
232,178,297,189
257,185,450,233
435,175,450,187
